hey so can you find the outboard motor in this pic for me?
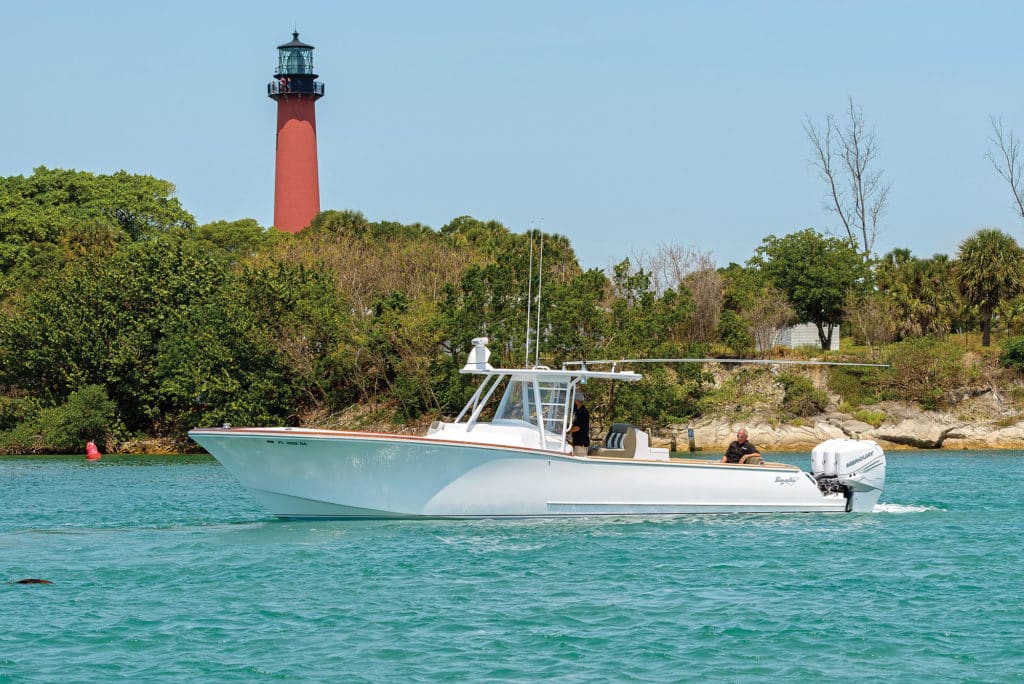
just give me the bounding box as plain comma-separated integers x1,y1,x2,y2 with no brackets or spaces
811,439,886,512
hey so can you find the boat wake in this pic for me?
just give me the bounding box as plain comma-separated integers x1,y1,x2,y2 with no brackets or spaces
873,503,941,514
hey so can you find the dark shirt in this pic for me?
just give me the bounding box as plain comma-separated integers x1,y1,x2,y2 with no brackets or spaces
571,405,590,446
724,439,758,463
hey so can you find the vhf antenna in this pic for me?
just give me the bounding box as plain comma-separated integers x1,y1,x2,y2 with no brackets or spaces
535,222,544,368
524,227,534,367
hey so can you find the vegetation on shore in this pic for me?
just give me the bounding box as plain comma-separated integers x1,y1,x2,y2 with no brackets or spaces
2,167,1024,454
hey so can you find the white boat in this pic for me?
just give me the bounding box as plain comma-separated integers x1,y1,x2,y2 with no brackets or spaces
189,337,885,519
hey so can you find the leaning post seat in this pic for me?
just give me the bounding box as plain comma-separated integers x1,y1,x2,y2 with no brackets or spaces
592,423,639,458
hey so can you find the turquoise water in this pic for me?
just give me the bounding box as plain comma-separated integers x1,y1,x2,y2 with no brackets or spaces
2,452,1022,682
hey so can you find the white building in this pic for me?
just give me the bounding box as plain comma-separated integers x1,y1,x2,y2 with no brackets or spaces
767,323,839,351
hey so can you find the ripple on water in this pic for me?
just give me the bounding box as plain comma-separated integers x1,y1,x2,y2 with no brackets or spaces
2,452,1023,681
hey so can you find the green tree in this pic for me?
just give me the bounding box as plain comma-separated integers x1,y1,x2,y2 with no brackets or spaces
875,249,960,337
593,260,701,425
749,229,867,350
440,215,519,255
306,209,433,243
156,262,354,431
542,268,610,363
191,218,280,258
443,228,580,368
155,291,293,432
359,292,448,419
955,228,1024,347
717,310,754,356
0,234,225,431
0,167,195,297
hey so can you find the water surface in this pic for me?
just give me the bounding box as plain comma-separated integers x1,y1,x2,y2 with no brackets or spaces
2,452,1021,681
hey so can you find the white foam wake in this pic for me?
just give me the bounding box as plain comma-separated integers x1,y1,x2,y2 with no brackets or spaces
873,502,941,514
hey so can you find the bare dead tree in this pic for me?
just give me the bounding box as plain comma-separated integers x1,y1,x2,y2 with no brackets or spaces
744,286,795,357
844,291,898,359
804,97,891,257
632,243,723,343
987,116,1024,222
684,268,724,344
632,243,717,295
631,243,685,296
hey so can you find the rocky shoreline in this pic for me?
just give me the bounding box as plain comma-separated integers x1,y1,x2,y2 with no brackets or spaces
110,391,1024,455
672,398,1024,452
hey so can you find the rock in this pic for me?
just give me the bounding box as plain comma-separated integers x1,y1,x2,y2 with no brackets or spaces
683,418,846,451
667,378,1024,451
674,405,1024,451
942,421,1024,449
875,418,959,449
826,418,875,439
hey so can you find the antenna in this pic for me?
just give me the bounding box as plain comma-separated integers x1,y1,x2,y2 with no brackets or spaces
534,224,544,368
565,357,889,368
524,228,534,367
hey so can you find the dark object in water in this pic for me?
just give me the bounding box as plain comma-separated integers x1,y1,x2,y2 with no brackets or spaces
9,578,54,585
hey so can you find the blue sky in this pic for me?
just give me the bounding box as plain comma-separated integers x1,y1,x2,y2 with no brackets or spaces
4,1,1022,269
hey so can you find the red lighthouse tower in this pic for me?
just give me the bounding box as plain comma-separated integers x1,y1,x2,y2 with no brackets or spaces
268,32,325,233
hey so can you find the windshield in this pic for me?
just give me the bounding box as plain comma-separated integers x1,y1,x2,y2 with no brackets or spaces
494,379,570,435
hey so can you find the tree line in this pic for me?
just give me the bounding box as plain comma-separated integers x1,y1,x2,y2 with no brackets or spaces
1,164,1023,453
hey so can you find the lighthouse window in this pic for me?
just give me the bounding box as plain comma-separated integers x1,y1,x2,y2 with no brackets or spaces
281,49,312,74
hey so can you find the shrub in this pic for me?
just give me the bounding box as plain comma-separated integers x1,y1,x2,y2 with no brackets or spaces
612,365,703,425
695,367,771,418
0,421,45,454
882,336,966,410
778,372,828,417
999,335,1024,372
829,365,884,406
39,384,118,451
852,408,886,427
0,395,40,432
0,385,117,453
717,310,753,357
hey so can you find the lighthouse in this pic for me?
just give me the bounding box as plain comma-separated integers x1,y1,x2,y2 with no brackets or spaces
268,32,325,233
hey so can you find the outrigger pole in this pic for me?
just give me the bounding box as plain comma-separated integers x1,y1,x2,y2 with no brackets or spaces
565,358,889,369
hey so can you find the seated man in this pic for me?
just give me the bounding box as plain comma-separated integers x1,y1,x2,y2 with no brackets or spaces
721,429,762,464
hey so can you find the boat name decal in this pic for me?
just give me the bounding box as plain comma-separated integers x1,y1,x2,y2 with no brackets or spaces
774,476,798,486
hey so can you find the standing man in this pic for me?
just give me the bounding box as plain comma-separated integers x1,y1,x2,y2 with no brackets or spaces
569,391,591,457
721,428,762,464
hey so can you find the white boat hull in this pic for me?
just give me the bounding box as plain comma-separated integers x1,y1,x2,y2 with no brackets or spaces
189,427,864,518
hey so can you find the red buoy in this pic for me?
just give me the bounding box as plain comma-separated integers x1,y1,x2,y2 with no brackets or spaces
85,441,101,461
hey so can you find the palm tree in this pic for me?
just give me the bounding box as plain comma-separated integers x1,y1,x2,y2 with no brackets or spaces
955,229,1024,346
